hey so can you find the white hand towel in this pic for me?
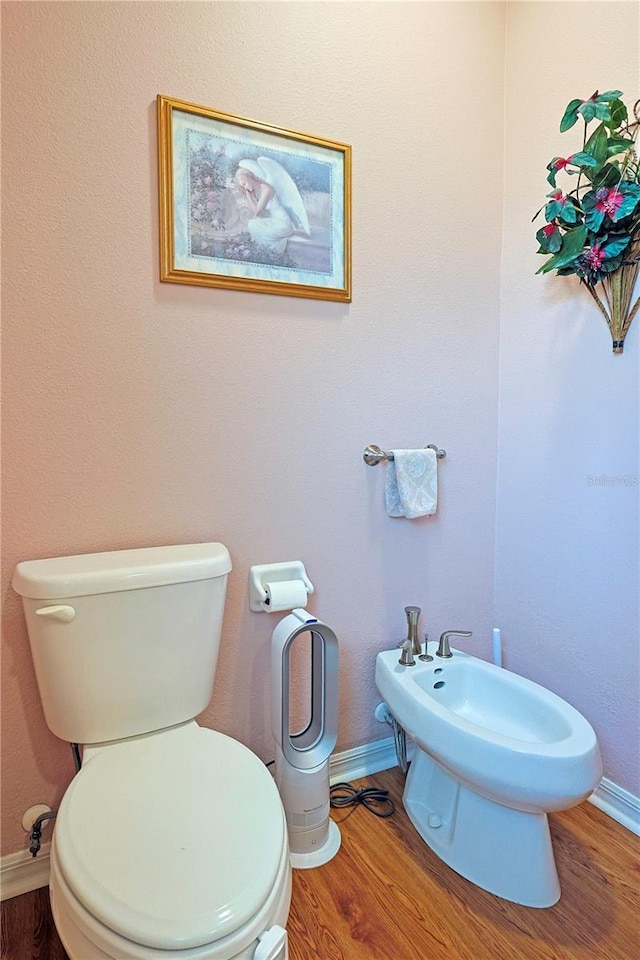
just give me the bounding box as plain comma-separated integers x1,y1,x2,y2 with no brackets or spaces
385,449,438,519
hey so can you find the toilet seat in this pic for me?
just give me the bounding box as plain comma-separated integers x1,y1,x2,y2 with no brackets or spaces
50,835,292,960
53,723,287,952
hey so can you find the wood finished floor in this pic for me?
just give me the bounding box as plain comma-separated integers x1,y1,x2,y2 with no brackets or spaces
2,767,639,959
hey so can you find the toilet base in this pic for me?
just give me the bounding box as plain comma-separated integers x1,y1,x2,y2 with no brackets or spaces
404,749,561,908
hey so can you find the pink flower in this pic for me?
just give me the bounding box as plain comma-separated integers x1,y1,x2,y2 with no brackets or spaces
551,153,585,171
594,188,623,218
585,243,605,270
542,223,556,237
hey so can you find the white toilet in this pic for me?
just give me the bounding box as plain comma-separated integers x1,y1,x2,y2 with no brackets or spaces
13,543,292,960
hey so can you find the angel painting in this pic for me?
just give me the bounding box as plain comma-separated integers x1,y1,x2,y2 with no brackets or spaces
234,157,311,256
159,95,351,300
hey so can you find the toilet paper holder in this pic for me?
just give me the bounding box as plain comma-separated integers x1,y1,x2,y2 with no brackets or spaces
249,561,315,612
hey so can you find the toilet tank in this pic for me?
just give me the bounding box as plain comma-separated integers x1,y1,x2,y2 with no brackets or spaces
12,543,232,745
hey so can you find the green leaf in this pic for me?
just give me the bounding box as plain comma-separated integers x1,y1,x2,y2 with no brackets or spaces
601,256,624,274
536,225,588,274
556,224,588,264
545,196,562,221
594,103,612,122
592,164,621,188
536,224,563,253
584,123,608,165
606,137,635,157
559,202,578,224
602,235,630,258
579,102,597,123
560,98,583,132
584,206,605,232
595,90,623,102
607,99,628,130
569,151,599,167
546,160,560,187
582,189,606,231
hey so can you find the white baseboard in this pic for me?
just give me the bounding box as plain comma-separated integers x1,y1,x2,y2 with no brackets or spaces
588,777,640,836
2,739,637,901
329,734,401,782
0,841,51,902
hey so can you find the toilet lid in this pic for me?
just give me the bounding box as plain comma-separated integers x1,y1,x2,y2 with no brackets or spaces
54,724,286,951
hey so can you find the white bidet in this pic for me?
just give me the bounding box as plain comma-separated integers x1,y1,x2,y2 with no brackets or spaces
375,647,602,907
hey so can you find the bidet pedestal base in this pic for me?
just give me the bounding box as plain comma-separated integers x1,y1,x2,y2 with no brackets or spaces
404,749,561,908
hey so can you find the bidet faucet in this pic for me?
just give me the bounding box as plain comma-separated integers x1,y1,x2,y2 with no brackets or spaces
404,606,422,656
398,638,416,666
436,630,472,659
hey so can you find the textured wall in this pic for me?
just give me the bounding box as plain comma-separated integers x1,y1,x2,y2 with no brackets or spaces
496,1,639,794
1,1,504,855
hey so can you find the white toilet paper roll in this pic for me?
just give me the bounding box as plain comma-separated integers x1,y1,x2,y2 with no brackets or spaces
264,579,308,612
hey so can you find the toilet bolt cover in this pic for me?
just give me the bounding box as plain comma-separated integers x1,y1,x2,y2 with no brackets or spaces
53,724,286,951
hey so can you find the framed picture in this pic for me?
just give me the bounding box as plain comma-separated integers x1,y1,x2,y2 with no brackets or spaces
157,95,351,302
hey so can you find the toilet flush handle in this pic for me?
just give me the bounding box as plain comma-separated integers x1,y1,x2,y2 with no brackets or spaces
254,925,287,960
35,605,76,623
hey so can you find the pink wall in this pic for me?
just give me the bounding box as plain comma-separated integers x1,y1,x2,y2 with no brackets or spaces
1,2,504,855
497,2,639,794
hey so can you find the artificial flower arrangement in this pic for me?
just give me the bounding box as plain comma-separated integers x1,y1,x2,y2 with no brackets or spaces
534,91,639,352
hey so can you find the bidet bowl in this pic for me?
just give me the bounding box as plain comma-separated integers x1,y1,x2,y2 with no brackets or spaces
375,648,602,812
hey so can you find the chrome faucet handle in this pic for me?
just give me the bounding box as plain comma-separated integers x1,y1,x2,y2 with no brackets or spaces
398,637,416,667
436,630,472,659
404,605,422,655
418,633,433,662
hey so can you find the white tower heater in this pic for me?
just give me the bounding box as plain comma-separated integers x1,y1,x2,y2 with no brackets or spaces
271,608,341,869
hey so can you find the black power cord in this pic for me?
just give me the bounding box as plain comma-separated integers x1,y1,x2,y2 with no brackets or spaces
265,761,396,819
329,782,395,818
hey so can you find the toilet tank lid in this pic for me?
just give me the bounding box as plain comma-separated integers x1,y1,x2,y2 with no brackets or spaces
12,543,232,599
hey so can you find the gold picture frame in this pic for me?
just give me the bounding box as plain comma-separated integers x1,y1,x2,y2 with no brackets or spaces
157,95,351,301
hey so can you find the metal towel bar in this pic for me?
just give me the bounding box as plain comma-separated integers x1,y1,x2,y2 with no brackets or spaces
363,444,446,466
